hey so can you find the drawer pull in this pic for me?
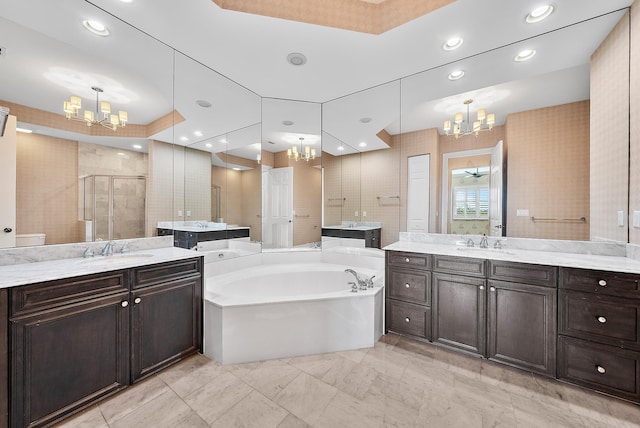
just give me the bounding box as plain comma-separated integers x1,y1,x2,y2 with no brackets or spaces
479,285,485,290
598,279,607,287
121,301,129,308
405,283,411,288
405,258,410,263
490,286,496,291
405,317,411,323
596,365,606,374
597,316,607,323
134,297,142,304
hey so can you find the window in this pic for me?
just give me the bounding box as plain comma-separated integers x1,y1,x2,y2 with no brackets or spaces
453,185,489,219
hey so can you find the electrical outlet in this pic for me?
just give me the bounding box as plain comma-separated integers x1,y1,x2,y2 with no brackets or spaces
186,210,191,217
363,211,367,217
617,210,625,227
355,211,359,217
634,211,640,228
178,210,183,217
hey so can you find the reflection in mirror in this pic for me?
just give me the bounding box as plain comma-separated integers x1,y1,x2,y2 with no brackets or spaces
261,98,322,250
0,0,174,248
321,81,401,249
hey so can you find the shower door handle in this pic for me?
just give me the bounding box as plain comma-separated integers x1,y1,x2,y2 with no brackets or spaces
3,227,12,233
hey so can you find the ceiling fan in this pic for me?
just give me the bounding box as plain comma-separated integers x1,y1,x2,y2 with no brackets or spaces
465,168,488,178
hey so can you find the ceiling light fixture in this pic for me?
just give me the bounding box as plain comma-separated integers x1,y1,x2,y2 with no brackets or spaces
287,52,307,66
514,49,536,62
196,100,212,108
359,117,372,124
337,146,345,151
256,153,261,164
358,142,367,148
443,99,495,138
193,130,203,137
443,37,463,51
288,137,316,162
132,144,142,149
526,5,554,23
82,20,110,36
448,70,465,81
282,120,294,126
205,143,212,148
16,127,33,133
63,86,127,131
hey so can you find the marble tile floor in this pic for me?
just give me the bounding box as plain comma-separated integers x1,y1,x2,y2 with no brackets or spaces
55,334,640,428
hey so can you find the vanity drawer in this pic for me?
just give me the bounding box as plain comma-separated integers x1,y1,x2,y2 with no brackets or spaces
387,251,431,270
387,268,430,305
560,268,640,298
559,290,640,350
558,336,640,402
433,254,485,277
132,258,201,289
11,270,129,317
386,299,430,340
488,260,557,288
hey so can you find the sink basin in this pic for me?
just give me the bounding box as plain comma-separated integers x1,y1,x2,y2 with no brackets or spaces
456,247,516,256
78,253,155,265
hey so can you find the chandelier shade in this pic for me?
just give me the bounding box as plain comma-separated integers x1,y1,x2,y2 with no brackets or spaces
443,99,494,138
63,86,128,131
287,137,316,162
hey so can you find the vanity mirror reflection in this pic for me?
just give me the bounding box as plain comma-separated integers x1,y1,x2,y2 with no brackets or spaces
321,8,632,247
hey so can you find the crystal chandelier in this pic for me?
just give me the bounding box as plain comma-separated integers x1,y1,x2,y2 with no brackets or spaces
63,86,128,131
287,137,316,162
443,99,494,138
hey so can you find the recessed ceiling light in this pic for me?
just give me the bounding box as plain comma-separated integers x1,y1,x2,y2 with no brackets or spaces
205,143,212,148
514,49,536,62
337,146,345,151
287,52,307,66
448,70,465,80
193,130,203,137
117,152,126,156
220,138,227,144
120,0,133,3
232,167,242,171
359,142,367,148
132,144,142,149
16,127,33,133
526,5,554,23
82,20,110,36
196,100,212,108
282,120,294,126
443,37,463,51
359,117,372,124
180,136,189,142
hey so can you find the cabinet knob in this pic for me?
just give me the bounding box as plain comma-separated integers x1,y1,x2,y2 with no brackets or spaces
596,365,606,374
121,301,129,308
134,297,142,304
405,283,411,288
597,316,607,323
490,286,496,292
479,285,485,290
598,279,607,287
405,317,411,323
405,258,410,263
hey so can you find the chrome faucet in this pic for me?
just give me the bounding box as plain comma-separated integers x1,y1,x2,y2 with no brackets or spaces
100,241,116,256
345,269,367,290
120,242,131,254
479,234,489,249
466,238,475,247
82,246,94,258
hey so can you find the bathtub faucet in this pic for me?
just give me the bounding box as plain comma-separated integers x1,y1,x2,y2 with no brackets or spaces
345,269,368,290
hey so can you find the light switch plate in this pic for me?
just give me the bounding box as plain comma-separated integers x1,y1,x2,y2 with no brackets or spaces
618,210,625,227
633,211,640,228
516,209,529,217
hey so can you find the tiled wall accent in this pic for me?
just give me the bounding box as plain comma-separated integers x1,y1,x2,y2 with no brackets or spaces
147,140,178,237
16,133,81,244
78,142,148,177
184,147,212,222
507,101,590,240
212,0,454,34
590,13,630,243
225,169,244,226
630,4,640,245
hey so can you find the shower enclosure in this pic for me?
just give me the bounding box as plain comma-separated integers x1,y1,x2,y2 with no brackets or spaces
83,175,146,241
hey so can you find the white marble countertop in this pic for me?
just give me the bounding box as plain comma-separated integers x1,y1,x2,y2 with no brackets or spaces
384,241,640,275
0,247,201,289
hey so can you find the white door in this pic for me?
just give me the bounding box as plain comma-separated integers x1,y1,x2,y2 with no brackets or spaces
489,140,504,236
407,154,430,232
263,167,293,248
0,116,17,248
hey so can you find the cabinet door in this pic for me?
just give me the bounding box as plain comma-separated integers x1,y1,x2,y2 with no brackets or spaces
131,277,202,382
11,294,129,428
432,273,486,356
487,280,557,376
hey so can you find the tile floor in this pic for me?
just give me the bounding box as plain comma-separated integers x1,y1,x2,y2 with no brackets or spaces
55,334,640,428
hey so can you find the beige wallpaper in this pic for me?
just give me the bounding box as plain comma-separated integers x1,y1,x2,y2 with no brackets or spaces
630,3,640,244
184,147,212,222
241,167,262,241
16,133,81,244
590,12,630,243
322,153,343,227
147,140,178,236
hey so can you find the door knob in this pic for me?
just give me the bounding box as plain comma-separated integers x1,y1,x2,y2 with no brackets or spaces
3,227,12,233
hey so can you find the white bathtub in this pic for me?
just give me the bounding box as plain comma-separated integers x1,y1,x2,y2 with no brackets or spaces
204,262,384,364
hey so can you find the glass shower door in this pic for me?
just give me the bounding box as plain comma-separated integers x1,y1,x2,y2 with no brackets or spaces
112,176,146,240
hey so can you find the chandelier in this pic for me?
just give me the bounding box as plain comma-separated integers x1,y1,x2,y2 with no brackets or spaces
287,137,316,162
443,99,495,138
63,86,128,131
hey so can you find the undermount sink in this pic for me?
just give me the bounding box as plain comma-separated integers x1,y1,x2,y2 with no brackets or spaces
456,247,516,256
78,253,155,264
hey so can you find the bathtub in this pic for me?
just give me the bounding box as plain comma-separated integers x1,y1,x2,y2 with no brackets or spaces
204,262,384,364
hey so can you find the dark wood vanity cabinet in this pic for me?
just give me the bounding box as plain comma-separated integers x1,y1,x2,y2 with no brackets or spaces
558,267,640,402
7,257,203,428
386,252,558,377
322,228,381,248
